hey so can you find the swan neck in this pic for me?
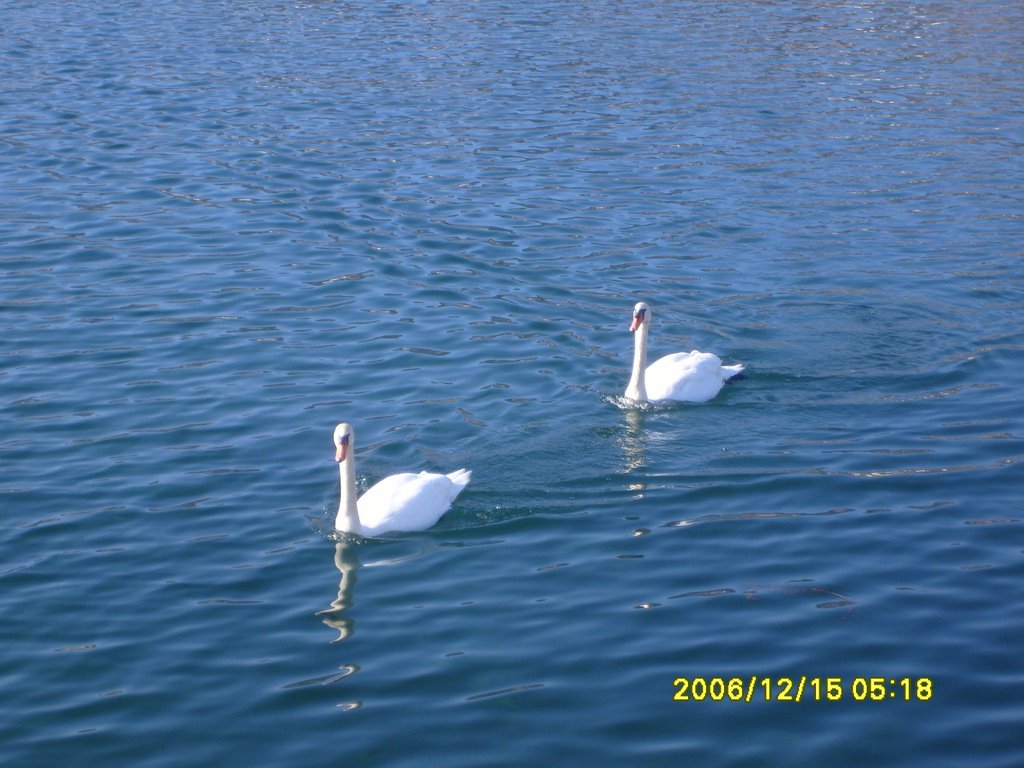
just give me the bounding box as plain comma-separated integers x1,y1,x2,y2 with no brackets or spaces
336,457,361,533
626,323,649,401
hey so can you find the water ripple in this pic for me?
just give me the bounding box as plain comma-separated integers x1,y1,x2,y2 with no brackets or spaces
2,1,1023,767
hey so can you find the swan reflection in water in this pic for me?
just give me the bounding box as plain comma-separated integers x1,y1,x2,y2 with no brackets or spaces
316,540,361,642
619,408,649,498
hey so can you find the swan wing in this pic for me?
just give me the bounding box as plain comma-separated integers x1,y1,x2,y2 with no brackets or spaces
645,351,728,403
357,470,469,535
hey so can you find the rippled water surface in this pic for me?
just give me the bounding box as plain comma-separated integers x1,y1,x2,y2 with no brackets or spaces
3,1,1023,766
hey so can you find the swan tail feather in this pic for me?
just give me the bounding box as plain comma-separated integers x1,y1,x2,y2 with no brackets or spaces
722,362,745,383
446,468,472,495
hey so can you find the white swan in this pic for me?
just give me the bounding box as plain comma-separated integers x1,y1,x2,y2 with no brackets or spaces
333,423,471,536
624,301,744,403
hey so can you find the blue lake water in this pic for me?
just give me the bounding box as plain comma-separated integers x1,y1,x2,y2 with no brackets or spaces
2,1,1023,765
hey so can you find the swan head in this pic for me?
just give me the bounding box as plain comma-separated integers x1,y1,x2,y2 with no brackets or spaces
630,301,650,333
333,423,354,462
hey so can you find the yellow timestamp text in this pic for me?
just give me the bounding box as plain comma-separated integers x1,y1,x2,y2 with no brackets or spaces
672,676,933,703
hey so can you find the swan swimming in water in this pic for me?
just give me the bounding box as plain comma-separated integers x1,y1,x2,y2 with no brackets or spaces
624,301,744,404
333,423,471,536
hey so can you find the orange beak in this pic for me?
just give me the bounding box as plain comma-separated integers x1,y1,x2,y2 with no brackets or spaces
335,436,349,462
630,307,646,332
